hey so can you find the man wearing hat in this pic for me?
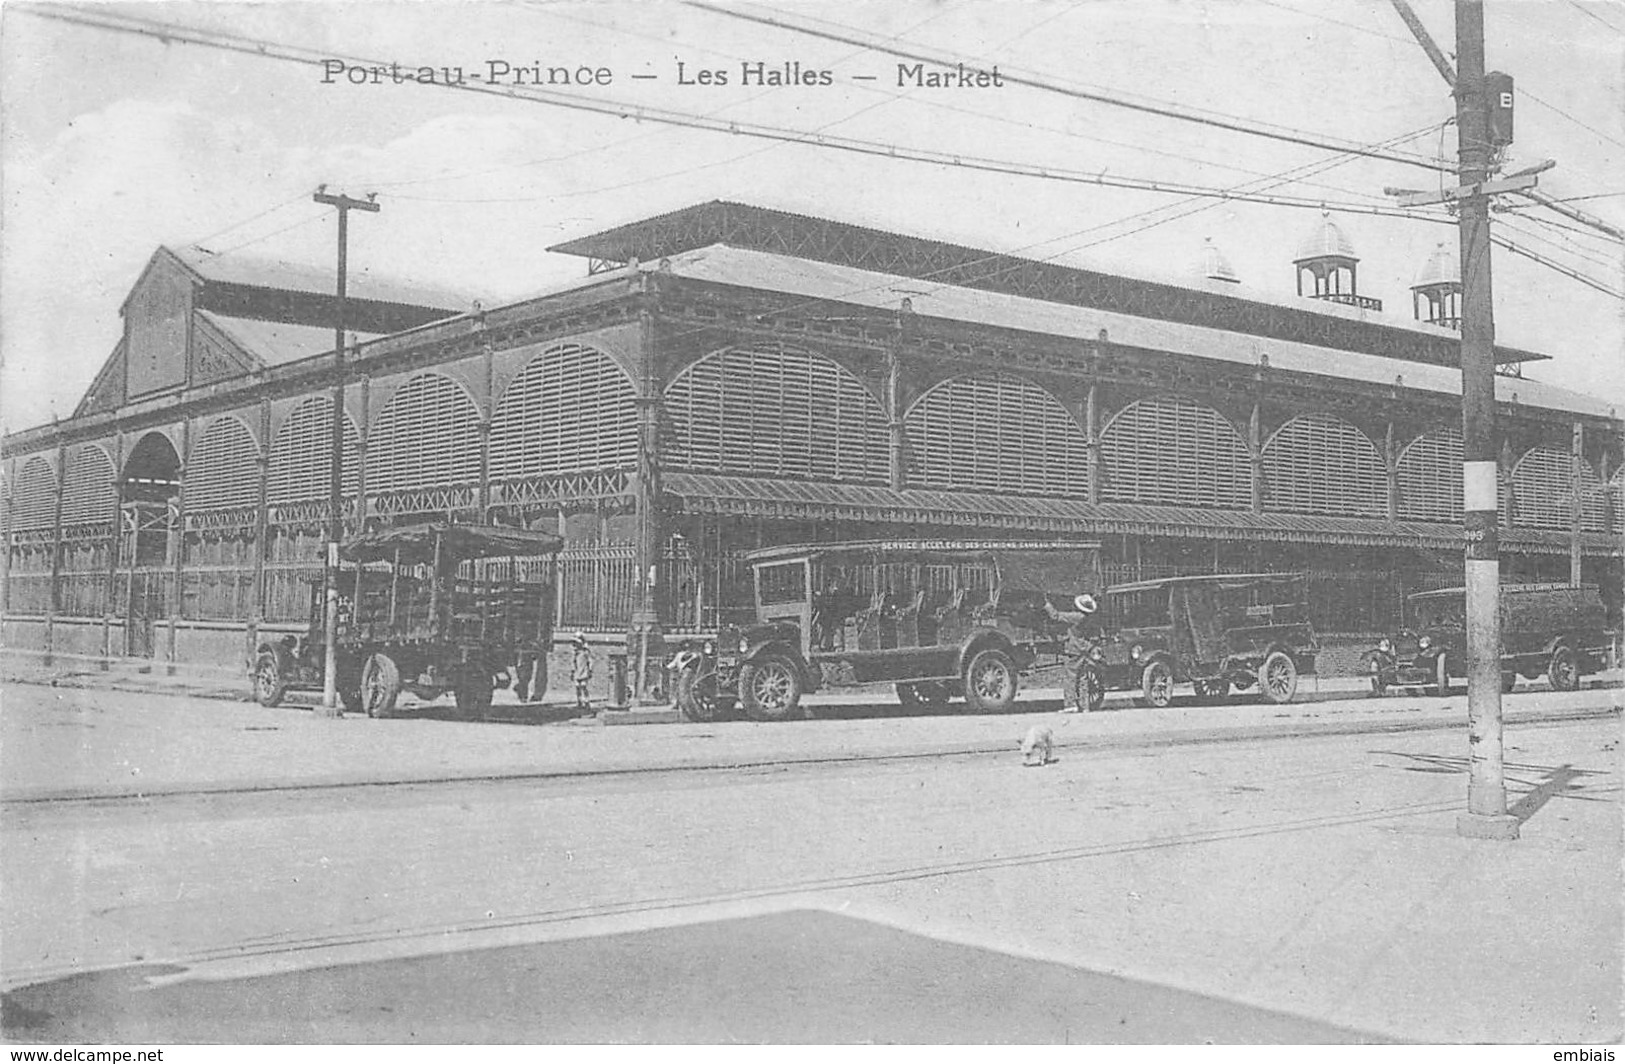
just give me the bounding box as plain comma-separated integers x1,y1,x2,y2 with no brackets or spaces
570,632,594,712
1045,593,1106,712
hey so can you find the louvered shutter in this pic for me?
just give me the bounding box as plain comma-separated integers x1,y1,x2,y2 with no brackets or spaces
664,345,889,481
1396,429,1462,522
904,374,1087,496
1100,397,1250,508
268,397,360,504
1262,414,1387,517
187,416,259,512
490,343,637,479
368,374,482,494
60,446,116,526
1510,446,1605,530
7,458,56,531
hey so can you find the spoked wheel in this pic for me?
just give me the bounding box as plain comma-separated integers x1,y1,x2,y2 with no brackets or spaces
360,652,403,719
739,655,805,722
252,651,286,708
1070,667,1106,713
1258,650,1299,705
1137,659,1174,708
1547,646,1580,692
896,681,956,714
963,648,1018,713
678,667,725,722
1192,678,1229,705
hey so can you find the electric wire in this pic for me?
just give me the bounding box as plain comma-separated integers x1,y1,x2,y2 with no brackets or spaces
681,0,1455,173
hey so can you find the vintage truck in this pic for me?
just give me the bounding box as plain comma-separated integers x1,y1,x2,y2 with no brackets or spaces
251,521,561,717
669,539,1100,722
1094,573,1319,707
1368,583,1615,696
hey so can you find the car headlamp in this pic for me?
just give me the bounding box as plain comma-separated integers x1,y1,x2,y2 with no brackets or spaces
1378,638,1392,654
1130,644,1143,661
1418,635,1432,650
1090,646,1105,662
703,640,715,656
738,636,750,655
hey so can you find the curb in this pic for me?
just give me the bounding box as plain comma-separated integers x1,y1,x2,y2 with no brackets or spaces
6,702,1615,806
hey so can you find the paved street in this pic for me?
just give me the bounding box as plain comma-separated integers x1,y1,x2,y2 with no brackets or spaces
1,677,1619,1043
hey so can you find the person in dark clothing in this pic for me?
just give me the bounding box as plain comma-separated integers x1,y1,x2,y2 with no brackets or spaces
1045,593,1106,712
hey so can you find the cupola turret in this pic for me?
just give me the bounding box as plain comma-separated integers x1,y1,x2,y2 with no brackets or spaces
1410,241,1461,330
1293,211,1381,310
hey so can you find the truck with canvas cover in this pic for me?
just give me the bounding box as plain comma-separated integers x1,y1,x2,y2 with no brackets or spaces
251,522,562,718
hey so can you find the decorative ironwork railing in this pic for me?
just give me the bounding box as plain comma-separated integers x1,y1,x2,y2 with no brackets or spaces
1311,292,1383,312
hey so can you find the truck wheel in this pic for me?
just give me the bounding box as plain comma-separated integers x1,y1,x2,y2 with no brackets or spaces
360,652,403,719
1547,646,1580,691
1072,667,1107,712
1258,650,1299,704
678,668,724,723
963,648,1018,713
252,651,286,708
1193,678,1229,704
1137,659,1173,708
739,655,805,722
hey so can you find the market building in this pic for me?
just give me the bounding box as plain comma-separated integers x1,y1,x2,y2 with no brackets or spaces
3,201,1620,682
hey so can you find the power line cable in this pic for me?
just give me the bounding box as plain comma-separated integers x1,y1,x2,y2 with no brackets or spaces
18,3,1457,226
682,0,1455,173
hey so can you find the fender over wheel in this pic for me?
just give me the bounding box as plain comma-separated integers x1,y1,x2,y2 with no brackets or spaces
360,652,403,718
1547,645,1580,692
1137,659,1174,708
963,647,1018,713
1258,650,1299,705
677,667,726,723
252,650,286,708
739,654,805,722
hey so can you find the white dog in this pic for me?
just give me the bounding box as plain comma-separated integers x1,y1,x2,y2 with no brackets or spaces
1020,724,1055,767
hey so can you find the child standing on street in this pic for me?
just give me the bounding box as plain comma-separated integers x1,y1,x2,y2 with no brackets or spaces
571,632,593,711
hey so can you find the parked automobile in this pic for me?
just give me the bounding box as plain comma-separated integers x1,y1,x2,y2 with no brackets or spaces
251,521,561,717
1367,583,1615,696
1094,573,1319,707
670,539,1100,722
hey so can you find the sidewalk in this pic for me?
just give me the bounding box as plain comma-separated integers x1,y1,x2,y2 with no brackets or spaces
2,658,1618,801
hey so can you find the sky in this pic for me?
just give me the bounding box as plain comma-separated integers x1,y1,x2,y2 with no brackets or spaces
2,0,1622,434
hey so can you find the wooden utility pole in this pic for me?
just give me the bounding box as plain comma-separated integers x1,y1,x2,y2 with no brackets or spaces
313,187,379,717
1451,2,1518,840
1388,1,1522,839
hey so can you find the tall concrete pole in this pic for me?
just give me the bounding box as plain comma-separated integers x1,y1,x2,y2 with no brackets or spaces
313,188,379,717
1453,1,1518,840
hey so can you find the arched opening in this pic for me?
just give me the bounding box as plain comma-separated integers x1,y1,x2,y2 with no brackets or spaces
119,432,181,656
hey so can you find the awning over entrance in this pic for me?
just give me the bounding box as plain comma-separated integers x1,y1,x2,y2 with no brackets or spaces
663,473,1617,556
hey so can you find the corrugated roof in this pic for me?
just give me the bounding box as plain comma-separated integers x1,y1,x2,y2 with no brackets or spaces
174,246,473,311
652,246,1610,419
663,473,1617,556
200,311,383,367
